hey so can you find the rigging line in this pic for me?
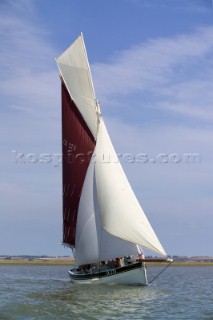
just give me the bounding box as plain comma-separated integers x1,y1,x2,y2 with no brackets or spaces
148,261,173,285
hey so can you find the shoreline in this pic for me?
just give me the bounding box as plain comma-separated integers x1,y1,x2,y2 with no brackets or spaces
0,260,75,266
146,261,213,267
0,260,212,267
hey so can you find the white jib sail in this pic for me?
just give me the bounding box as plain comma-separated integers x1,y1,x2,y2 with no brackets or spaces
56,34,98,139
95,119,167,256
75,152,139,266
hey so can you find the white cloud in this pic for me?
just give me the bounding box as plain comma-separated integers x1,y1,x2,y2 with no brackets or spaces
0,0,61,160
92,26,213,123
0,0,59,119
158,77,213,121
0,1,61,232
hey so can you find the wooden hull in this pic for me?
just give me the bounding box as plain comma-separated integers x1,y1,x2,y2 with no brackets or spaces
68,262,148,285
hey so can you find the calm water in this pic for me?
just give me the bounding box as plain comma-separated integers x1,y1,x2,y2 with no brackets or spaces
0,265,212,320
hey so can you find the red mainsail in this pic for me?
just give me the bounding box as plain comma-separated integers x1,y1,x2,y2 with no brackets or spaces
61,81,95,246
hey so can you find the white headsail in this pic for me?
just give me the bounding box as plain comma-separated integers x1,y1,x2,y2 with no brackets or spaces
75,151,139,266
95,119,167,256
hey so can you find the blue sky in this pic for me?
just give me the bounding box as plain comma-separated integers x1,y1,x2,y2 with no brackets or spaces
0,0,212,257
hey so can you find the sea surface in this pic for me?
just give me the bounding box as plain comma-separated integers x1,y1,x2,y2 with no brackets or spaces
0,265,212,320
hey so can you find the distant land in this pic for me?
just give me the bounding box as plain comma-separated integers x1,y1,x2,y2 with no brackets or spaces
0,255,213,266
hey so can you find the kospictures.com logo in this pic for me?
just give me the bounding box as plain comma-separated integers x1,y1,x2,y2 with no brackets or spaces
11,150,201,167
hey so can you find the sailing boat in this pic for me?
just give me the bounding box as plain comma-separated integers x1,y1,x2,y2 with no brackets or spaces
56,34,171,285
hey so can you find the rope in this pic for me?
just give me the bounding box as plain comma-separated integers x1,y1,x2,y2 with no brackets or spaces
148,261,173,285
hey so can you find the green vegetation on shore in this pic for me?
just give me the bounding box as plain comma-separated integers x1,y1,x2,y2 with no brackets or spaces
0,259,75,266
0,260,212,267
